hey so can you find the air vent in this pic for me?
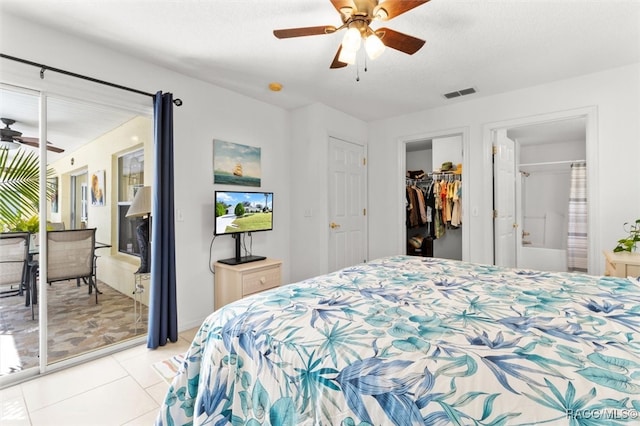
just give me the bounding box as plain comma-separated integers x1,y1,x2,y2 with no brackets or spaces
443,87,476,99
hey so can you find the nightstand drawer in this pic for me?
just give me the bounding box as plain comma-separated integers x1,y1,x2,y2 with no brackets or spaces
214,258,283,310
243,266,281,296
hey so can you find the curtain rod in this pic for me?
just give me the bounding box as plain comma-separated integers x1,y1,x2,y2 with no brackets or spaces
0,53,183,106
520,159,585,168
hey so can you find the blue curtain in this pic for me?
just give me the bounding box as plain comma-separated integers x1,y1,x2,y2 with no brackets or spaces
148,91,178,348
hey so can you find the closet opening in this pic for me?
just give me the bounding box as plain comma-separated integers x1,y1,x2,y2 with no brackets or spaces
400,129,469,262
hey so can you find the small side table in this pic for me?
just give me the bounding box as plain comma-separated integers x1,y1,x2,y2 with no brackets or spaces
133,272,150,332
214,258,282,310
603,251,640,278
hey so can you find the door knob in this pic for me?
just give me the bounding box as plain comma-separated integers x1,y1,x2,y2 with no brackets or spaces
330,222,341,229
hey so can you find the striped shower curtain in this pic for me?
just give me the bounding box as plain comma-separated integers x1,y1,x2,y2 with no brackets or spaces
567,162,588,272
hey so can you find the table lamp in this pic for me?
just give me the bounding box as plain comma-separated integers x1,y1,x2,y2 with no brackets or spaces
126,186,151,273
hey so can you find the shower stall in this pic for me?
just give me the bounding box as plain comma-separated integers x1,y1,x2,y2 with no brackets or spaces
518,161,573,272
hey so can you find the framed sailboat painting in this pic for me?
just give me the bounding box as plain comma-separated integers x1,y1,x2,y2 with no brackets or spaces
213,139,261,187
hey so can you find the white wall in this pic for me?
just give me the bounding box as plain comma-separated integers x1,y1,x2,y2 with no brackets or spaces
368,63,640,274
406,147,432,173
519,139,586,164
432,136,462,171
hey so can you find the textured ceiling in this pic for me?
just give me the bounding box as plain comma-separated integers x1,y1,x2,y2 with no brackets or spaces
0,1,638,160
1,0,639,124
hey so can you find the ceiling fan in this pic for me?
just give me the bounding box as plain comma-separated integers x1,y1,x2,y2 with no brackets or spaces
273,0,429,68
0,118,65,153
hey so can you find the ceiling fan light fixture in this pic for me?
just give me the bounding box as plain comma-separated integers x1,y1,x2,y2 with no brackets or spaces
365,33,385,60
338,46,357,65
342,27,362,52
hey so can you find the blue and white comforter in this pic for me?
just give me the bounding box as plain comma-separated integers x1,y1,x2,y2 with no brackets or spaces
157,255,640,425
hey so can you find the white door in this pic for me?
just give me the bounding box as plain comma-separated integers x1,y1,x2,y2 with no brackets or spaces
328,137,367,272
493,129,517,267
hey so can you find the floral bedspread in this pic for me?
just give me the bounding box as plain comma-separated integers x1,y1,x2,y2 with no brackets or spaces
156,255,640,425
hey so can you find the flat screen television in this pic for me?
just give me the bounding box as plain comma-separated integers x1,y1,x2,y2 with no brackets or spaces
214,190,273,265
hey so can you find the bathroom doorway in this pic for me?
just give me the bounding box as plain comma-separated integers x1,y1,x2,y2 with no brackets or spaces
490,107,598,274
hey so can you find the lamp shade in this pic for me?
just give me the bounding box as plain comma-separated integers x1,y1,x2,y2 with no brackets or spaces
338,47,357,65
126,186,152,217
341,27,362,52
365,33,385,60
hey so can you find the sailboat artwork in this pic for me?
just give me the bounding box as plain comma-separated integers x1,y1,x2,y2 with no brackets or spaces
213,139,261,187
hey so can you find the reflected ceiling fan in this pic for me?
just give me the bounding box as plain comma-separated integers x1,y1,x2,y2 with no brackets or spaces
0,118,65,153
273,0,429,68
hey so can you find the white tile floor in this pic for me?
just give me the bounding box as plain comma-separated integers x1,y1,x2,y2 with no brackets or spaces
0,328,197,426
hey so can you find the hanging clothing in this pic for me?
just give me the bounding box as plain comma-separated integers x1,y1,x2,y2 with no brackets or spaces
440,180,449,223
425,182,436,239
406,182,431,228
434,205,446,239
406,186,420,228
415,186,428,225
451,180,462,227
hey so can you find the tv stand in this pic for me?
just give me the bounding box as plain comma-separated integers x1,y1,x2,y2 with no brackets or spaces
214,258,282,309
218,233,265,265
218,255,266,265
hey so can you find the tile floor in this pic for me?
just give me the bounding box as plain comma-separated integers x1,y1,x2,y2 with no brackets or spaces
0,327,197,426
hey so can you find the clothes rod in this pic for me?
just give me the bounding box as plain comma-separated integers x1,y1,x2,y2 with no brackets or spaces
0,53,183,106
520,159,586,167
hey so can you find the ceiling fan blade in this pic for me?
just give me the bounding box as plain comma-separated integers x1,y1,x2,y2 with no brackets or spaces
374,0,430,20
274,26,337,39
16,136,65,153
376,27,425,55
330,45,348,69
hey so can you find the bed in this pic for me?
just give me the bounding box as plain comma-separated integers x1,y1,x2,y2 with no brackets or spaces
156,255,640,425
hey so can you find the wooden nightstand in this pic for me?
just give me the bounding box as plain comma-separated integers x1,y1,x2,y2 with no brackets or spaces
603,251,640,278
214,258,282,310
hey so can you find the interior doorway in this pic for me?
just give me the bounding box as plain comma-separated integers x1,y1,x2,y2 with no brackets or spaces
490,108,598,274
